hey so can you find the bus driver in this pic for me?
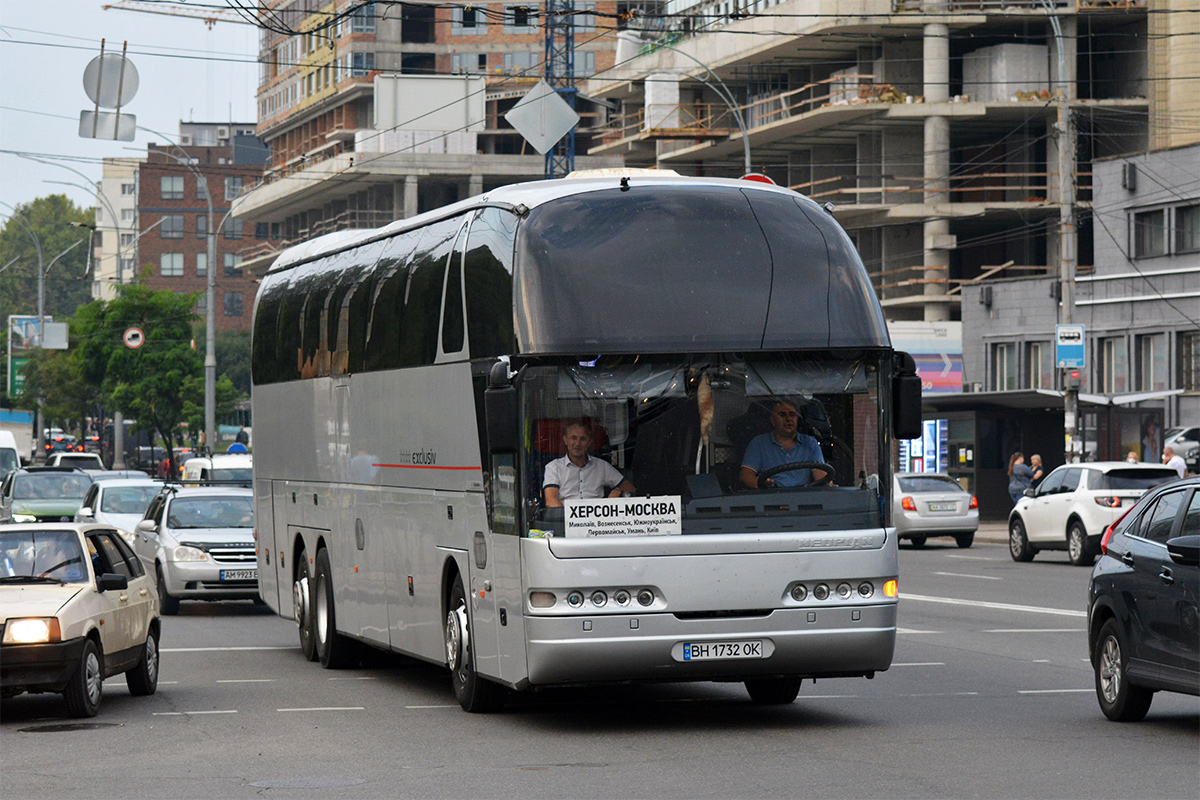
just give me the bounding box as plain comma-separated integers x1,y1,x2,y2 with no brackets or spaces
543,421,636,507
740,399,829,489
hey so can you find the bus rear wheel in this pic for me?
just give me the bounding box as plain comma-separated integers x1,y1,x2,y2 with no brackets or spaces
445,576,503,713
314,548,357,669
744,677,802,705
294,548,317,662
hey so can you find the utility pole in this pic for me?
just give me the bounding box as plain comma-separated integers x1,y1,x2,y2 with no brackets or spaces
543,0,576,177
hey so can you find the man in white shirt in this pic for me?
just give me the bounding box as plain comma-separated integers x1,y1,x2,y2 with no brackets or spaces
543,422,635,507
1162,446,1187,479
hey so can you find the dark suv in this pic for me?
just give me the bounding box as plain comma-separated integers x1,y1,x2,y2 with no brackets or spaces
1087,476,1199,721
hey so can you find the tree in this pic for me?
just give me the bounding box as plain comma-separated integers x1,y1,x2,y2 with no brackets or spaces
14,346,95,436
213,327,252,399
0,195,94,320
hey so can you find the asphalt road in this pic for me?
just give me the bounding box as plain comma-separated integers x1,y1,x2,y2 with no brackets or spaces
3,536,1197,799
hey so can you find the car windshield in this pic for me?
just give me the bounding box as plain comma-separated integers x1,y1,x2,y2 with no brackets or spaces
1097,468,1179,490
0,530,87,583
0,450,18,474
898,476,965,493
100,486,161,514
211,468,252,483
167,496,254,528
13,473,91,501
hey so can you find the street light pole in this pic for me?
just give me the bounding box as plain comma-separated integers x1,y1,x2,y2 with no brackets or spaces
0,202,45,456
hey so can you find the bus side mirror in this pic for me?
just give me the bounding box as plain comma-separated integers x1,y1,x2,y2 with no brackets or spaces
892,351,923,441
485,360,519,454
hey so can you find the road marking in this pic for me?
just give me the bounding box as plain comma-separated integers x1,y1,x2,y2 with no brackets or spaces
405,704,459,709
162,646,295,652
945,554,998,561
934,571,1002,581
216,679,276,683
277,706,365,712
897,627,942,634
328,676,378,681
1032,659,1051,663
985,628,1080,633
153,710,238,716
891,662,946,667
1018,689,1092,694
903,592,1086,618
158,681,179,685
899,692,979,697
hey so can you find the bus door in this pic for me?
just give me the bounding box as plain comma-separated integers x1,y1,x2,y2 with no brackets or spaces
256,479,281,609
485,452,528,684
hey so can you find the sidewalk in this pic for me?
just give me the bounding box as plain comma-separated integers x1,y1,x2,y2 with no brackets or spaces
976,520,1008,543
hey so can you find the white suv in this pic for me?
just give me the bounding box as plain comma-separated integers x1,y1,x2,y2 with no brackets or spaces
1008,462,1179,566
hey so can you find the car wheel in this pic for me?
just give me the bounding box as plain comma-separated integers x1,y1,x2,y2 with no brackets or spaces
156,563,180,616
294,547,317,662
744,677,802,705
908,536,927,548
1009,518,1035,562
955,532,975,549
1068,521,1094,567
63,638,102,718
445,575,503,713
314,548,358,669
126,626,159,696
1095,619,1153,721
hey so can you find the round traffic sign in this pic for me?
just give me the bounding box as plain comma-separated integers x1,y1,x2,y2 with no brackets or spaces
124,327,144,349
83,54,140,109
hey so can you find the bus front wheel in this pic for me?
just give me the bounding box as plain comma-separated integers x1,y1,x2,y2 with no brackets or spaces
445,576,503,713
744,677,802,704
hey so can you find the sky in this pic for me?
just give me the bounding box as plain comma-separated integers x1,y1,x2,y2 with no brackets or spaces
0,0,259,214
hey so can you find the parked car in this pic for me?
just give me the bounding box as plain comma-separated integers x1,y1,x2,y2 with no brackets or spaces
1163,426,1199,472
1087,476,1199,720
0,523,160,717
132,486,257,614
892,472,978,548
46,452,105,471
0,468,93,524
74,478,164,543
1008,462,1180,566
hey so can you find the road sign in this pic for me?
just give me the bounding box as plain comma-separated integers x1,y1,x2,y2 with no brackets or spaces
1056,324,1086,369
83,53,140,108
504,80,580,155
124,327,145,349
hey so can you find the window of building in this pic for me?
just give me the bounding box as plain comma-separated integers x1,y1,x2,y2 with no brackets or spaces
121,208,135,222
576,2,596,32
121,182,136,196
503,51,540,76
161,175,184,200
225,218,244,239
350,51,375,76
196,294,207,315
1180,331,1200,393
350,4,375,33
118,257,134,281
1026,341,1052,389
224,176,244,200
196,177,209,201
1133,208,1167,258
119,232,135,248
161,253,184,277
224,291,244,317
196,253,207,277
452,53,489,74
196,214,207,238
504,4,539,34
993,343,1017,391
452,5,488,34
224,253,243,277
161,215,185,239
1136,334,1166,392
196,128,217,146
1177,204,1199,253
1100,337,1128,394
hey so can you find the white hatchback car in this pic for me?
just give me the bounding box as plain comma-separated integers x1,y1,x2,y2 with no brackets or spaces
1008,462,1179,566
0,523,160,717
75,478,164,543
892,472,979,548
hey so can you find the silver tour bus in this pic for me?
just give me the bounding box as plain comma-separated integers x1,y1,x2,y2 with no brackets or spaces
251,171,922,711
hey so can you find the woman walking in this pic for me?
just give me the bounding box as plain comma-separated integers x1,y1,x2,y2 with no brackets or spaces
1008,452,1034,505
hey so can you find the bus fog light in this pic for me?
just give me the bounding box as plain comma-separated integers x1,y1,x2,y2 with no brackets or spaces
566,591,585,608
614,590,631,606
636,589,655,607
858,582,874,598
530,591,557,608
836,582,853,600
591,590,608,607
790,584,807,601
813,583,830,601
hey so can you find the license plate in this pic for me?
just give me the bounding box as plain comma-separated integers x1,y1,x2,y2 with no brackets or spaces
928,502,957,511
220,569,257,581
681,640,763,661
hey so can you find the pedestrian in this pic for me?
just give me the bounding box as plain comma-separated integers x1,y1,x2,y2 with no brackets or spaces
1126,450,1139,463
1162,446,1186,479
1007,451,1034,505
235,426,249,446
1029,454,1045,488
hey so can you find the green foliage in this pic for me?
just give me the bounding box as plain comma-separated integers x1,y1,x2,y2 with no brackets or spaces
0,195,95,319
211,327,252,398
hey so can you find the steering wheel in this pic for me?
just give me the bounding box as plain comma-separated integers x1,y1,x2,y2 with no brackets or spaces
757,461,836,488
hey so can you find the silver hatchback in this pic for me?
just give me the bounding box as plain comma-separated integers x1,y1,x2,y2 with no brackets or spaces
892,472,979,548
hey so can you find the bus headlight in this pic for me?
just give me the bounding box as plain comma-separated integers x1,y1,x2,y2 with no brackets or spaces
172,545,208,562
566,591,584,608
590,590,608,607
3,617,61,644
836,582,853,600
613,590,631,606
790,584,808,602
636,589,655,607
812,583,830,601
858,581,875,598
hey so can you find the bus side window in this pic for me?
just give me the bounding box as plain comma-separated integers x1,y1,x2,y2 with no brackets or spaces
299,256,337,378
464,207,517,360
399,216,465,368
252,275,287,385
364,230,420,372
439,221,468,357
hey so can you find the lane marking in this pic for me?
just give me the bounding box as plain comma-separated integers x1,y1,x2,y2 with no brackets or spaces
985,628,1081,633
903,592,1086,618
945,554,998,561
897,628,943,634
217,679,276,684
934,571,1002,581
405,704,459,709
898,692,979,697
892,662,946,667
162,646,295,652
328,676,378,681
153,710,238,716
1018,689,1092,694
277,706,365,712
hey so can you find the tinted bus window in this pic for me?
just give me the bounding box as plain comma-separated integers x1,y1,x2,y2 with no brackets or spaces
252,274,286,384
441,223,467,355
465,207,517,359
365,231,420,372
398,216,465,367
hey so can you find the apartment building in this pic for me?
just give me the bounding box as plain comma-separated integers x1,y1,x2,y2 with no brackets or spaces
235,0,624,258
135,123,269,332
91,158,140,301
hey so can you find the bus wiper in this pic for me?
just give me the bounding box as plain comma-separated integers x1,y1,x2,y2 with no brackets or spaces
0,575,66,584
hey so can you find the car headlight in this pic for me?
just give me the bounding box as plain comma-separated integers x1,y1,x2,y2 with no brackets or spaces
3,617,62,644
11,513,36,523
172,545,208,562
117,529,137,546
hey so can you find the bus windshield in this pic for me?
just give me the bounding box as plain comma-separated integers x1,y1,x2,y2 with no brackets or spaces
520,352,887,536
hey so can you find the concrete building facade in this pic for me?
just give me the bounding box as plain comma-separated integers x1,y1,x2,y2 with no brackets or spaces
91,158,140,301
